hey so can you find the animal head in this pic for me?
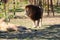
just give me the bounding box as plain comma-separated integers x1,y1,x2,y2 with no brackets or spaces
25,5,32,16
25,5,36,16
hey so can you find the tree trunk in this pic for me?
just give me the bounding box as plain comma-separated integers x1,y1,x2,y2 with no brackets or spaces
57,0,59,6
2,0,10,22
28,0,33,4
50,0,54,16
13,0,16,17
47,0,49,16
28,0,39,6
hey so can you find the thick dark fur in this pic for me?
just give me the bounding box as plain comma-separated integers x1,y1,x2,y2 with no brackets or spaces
25,5,43,27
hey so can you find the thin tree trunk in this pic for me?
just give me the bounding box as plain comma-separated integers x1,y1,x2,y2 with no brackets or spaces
2,0,10,23
47,0,49,16
50,0,54,16
28,0,33,4
13,0,16,17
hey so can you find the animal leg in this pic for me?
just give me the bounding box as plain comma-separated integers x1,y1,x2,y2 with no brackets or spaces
33,20,37,28
38,18,42,28
37,19,40,27
41,18,42,27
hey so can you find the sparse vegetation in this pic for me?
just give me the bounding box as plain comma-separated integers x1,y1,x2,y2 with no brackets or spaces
0,0,60,39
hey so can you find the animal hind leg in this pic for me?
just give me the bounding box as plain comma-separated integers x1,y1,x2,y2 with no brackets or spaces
38,18,42,28
40,18,42,27
33,20,36,28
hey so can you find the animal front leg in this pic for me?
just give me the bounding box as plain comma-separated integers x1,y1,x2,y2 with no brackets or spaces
33,20,37,28
36,19,40,27
37,19,42,28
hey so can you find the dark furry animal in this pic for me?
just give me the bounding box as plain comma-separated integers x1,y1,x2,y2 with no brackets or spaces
25,5,43,28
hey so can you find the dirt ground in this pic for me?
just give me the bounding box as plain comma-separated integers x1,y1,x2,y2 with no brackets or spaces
0,12,60,39
9,12,60,28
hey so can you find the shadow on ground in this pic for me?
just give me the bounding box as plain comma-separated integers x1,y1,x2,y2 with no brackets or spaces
0,24,60,39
